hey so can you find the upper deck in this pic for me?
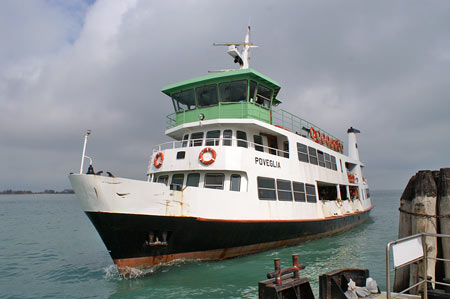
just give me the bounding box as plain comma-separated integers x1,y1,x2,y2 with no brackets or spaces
162,68,344,150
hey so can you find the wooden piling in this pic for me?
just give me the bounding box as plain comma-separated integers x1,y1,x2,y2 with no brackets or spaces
394,169,450,293
439,168,450,278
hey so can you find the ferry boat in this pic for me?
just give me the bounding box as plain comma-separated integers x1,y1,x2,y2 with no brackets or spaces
69,27,373,275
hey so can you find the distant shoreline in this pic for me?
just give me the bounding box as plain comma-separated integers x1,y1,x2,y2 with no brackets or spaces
0,189,74,195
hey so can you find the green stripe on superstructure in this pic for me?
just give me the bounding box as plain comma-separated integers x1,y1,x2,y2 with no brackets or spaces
161,68,280,96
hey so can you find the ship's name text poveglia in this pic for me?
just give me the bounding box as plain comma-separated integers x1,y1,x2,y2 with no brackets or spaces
254,157,281,168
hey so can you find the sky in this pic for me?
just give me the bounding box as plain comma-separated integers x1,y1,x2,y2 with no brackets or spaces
1,0,449,191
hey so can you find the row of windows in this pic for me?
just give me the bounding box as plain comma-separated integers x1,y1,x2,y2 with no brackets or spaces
181,130,289,157
297,143,338,171
172,80,273,112
154,173,242,192
182,130,248,148
257,177,317,203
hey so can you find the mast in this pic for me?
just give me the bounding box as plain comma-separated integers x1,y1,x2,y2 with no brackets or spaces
213,26,255,69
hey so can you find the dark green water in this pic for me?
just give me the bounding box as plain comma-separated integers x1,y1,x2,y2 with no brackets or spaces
0,190,400,298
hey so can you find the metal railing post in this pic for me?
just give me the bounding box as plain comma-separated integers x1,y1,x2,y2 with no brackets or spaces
386,241,391,299
423,234,428,299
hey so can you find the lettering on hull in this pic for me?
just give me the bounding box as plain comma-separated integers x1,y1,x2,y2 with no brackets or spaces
255,157,281,168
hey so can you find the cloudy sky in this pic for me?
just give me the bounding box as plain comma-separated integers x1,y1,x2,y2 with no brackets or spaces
1,0,449,191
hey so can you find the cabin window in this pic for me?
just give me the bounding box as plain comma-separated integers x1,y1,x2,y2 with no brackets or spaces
317,150,325,167
206,130,220,146
182,134,189,147
219,80,248,103
230,174,241,192
176,151,185,159
331,156,337,171
170,174,184,190
249,80,257,102
197,84,218,107
277,179,292,201
283,141,289,158
297,143,309,163
253,135,264,152
257,177,276,201
172,89,196,112
157,175,169,186
190,132,204,147
186,173,200,187
223,130,232,146
293,182,306,202
366,189,370,199
306,184,317,203
308,147,318,165
204,173,225,189
324,153,332,169
237,131,248,148
255,84,272,108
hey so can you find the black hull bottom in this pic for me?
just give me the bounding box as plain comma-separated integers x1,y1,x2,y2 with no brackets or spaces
86,208,372,272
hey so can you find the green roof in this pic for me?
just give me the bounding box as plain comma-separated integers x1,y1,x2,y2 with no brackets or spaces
161,68,281,97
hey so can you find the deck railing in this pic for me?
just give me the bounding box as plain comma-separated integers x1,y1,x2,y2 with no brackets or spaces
151,137,289,159
386,232,450,299
166,104,344,148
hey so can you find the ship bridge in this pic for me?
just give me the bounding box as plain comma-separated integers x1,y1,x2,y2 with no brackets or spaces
163,68,282,128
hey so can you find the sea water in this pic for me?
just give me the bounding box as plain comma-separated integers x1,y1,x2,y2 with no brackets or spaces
0,190,400,298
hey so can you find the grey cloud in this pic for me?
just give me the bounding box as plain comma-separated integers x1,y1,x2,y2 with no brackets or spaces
1,0,449,191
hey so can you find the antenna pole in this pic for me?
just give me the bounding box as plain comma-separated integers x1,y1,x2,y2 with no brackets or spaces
79,130,91,174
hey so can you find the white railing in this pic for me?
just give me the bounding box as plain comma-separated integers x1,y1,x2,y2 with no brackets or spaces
386,232,450,299
151,138,290,159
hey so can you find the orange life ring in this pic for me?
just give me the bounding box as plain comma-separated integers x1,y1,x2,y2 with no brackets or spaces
309,127,317,140
199,147,217,165
154,152,164,168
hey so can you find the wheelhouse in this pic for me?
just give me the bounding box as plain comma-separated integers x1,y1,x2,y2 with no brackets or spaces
163,68,282,127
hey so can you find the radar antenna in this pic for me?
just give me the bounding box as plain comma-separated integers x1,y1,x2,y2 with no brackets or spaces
213,26,257,69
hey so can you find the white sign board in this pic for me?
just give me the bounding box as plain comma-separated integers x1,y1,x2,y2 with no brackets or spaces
392,236,423,268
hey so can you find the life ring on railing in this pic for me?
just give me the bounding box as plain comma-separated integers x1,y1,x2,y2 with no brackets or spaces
309,127,317,140
199,147,217,165
154,152,164,168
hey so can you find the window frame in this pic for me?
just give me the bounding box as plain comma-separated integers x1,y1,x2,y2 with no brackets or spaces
277,179,293,201
257,177,276,201
204,173,225,190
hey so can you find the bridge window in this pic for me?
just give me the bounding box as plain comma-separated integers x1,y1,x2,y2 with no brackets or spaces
230,174,241,192
306,184,317,203
190,132,204,147
172,89,195,112
223,130,232,146
297,143,309,162
277,179,292,201
186,173,200,187
206,130,220,146
219,80,248,103
257,177,276,200
293,182,306,202
255,84,272,108
249,80,257,102
197,84,218,107
237,131,248,148
204,173,225,190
